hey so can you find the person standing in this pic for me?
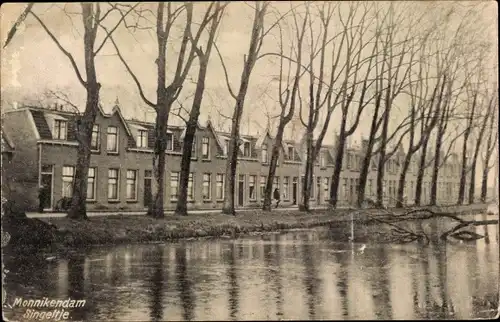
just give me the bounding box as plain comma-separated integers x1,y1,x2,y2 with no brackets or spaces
273,188,281,208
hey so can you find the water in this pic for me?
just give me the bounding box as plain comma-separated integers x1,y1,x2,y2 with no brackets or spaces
3,220,499,321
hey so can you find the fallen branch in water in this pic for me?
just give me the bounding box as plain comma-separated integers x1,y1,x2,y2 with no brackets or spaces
363,205,497,244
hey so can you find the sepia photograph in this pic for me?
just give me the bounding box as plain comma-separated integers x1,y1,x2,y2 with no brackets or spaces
1,1,499,321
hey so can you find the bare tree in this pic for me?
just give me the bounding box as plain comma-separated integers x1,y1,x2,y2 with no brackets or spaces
373,2,422,207
467,90,496,204
480,95,498,202
327,2,381,209
174,3,226,216
456,82,478,205
295,2,343,212
4,3,136,220
262,3,308,211
394,48,442,208
216,1,272,215
108,2,221,218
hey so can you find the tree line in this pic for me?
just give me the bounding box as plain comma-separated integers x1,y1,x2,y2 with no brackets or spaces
4,1,497,220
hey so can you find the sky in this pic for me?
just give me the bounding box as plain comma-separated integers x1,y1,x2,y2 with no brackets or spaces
1,1,498,189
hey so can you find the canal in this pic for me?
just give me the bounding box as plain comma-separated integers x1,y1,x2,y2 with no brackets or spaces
3,218,499,321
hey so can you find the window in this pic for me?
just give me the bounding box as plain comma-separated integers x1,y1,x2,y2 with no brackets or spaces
288,146,294,160
91,125,100,150
216,174,224,199
371,158,377,170
166,133,173,151
62,166,74,198
41,164,53,173
320,151,327,167
191,137,197,158
137,130,148,148
202,173,211,200
368,179,373,196
347,153,352,169
188,172,194,200
383,180,387,197
343,178,348,200
323,177,329,200
202,137,210,159
170,172,179,200
108,169,119,200
54,120,67,140
260,176,267,199
126,170,138,201
87,167,96,200
243,142,251,157
249,175,256,200
261,144,268,163
107,126,118,152
224,139,230,156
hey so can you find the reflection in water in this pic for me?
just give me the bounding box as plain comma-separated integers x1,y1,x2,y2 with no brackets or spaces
301,238,320,319
176,244,195,321
67,255,87,321
227,242,239,321
4,218,499,321
146,245,165,322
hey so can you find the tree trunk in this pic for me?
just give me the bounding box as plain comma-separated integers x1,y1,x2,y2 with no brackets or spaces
468,159,477,204
222,100,244,215
480,166,490,203
357,95,382,207
430,128,444,206
468,104,490,204
357,142,374,207
376,119,390,207
415,137,429,206
301,134,314,212
175,60,208,216
329,124,347,208
176,125,196,216
480,150,493,202
148,3,170,218
148,109,168,218
67,87,99,220
457,135,469,205
396,153,412,208
376,151,386,207
263,124,286,211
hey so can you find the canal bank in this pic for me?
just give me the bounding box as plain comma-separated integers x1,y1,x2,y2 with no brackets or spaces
3,204,491,252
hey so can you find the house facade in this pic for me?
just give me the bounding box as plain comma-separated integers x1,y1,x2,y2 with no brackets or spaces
1,104,465,212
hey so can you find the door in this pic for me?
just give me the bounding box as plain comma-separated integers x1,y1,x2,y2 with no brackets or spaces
292,177,298,205
144,170,152,208
40,173,53,209
238,175,244,206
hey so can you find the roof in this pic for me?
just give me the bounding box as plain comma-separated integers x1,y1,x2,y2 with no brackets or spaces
6,104,459,167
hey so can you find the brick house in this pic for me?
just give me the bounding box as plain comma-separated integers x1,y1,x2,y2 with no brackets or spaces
1,104,463,212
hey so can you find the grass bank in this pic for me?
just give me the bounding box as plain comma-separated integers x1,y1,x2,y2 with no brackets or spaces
22,204,485,250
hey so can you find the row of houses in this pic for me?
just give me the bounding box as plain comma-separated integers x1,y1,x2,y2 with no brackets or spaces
1,102,468,212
